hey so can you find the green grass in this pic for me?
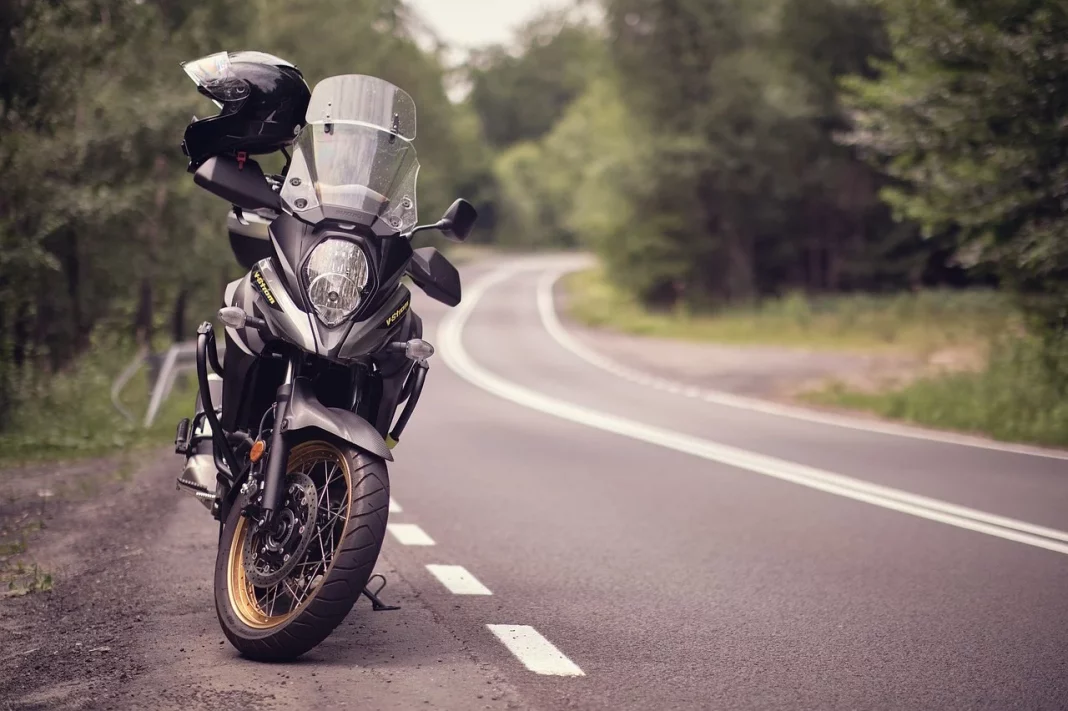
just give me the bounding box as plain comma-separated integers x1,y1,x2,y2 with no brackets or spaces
0,339,197,466
805,338,1068,447
563,267,1017,356
1,519,53,597
565,265,1067,447
2,561,53,597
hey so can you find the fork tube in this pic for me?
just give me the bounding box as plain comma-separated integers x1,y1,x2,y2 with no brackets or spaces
261,357,296,523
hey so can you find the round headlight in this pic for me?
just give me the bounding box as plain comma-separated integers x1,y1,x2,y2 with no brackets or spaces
303,239,369,326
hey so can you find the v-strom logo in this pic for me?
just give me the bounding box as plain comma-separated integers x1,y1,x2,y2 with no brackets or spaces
385,299,410,327
251,270,280,309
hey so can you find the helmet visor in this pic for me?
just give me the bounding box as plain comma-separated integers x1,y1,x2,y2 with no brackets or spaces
181,52,250,107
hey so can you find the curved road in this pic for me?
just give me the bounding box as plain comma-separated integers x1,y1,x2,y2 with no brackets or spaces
5,254,1067,710
396,255,1068,710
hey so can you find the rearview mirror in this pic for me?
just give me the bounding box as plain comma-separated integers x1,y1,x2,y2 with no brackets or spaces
439,199,477,243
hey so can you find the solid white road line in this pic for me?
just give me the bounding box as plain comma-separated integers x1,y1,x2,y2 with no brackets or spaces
439,266,1068,557
536,268,1068,461
487,624,585,677
389,497,403,514
426,564,493,595
386,523,435,546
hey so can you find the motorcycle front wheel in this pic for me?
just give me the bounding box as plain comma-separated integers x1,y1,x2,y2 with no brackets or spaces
214,437,389,661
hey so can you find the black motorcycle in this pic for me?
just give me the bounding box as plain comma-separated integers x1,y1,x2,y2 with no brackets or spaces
173,59,475,660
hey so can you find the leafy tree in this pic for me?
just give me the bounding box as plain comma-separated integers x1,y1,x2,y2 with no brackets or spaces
0,0,239,419
842,0,1068,332
573,0,965,307
467,9,605,149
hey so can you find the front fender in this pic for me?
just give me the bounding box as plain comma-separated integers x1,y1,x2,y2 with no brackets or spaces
283,379,393,461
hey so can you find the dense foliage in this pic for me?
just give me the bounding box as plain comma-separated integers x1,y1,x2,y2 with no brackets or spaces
842,0,1068,335
471,0,965,305
2,0,1065,436
839,0,1068,412
467,0,1065,397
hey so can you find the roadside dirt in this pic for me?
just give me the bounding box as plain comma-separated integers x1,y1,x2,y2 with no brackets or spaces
563,321,912,398
0,451,181,709
0,451,524,711
560,314,984,402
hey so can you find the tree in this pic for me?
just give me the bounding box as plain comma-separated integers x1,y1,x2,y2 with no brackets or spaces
0,0,239,420
842,0,1068,332
569,0,968,307
466,9,605,149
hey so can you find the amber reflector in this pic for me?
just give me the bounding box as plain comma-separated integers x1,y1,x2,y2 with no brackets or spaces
249,440,266,462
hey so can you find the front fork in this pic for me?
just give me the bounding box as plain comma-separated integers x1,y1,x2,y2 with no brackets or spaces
259,358,296,526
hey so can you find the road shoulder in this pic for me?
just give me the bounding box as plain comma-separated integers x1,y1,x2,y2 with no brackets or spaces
0,450,527,710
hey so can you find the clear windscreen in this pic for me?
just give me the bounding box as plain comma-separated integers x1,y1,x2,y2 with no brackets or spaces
305,75,416,139
281,76,420,232
280,124,420,232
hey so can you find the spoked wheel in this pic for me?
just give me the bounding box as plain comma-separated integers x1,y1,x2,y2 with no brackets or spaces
214,438,389,661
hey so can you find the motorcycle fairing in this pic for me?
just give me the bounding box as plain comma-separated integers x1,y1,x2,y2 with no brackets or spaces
223,258,415,364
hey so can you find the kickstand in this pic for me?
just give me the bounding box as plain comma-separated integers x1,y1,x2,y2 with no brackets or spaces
362,574,400,611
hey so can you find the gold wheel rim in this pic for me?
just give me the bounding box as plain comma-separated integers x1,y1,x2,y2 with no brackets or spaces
227,441,351,630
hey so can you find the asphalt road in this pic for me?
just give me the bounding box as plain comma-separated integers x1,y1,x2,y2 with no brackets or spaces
395,255,1068,710
5,254,1067,710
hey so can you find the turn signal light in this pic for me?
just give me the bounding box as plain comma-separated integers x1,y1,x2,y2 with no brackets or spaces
249,440,266,462
404,339,435,361
218,306,248,329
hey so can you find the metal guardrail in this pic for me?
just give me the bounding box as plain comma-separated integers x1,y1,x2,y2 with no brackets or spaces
143,341,197,428
110,345,149,424
111,339,225,428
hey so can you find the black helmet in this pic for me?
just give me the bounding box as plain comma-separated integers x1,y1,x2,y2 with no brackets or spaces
181,51,311,171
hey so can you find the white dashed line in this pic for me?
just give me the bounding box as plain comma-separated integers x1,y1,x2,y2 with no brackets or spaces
487,624,585,676
389,497,402,513
386,523,435,546
426,564,493,595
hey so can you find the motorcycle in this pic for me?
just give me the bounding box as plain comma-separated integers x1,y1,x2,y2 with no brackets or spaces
173,69,476,661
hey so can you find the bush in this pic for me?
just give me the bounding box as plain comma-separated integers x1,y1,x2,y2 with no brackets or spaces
563,266,1017,355
807,336,1068,447
0,336,196,465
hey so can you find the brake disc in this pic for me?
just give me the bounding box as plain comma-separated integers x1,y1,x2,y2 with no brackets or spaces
243,472,318,588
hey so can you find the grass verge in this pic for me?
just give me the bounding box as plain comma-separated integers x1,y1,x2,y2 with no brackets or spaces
564,265,1066,447
562,266,1016,356
0,339,197,467
442,243,500,266
804,338,1068,447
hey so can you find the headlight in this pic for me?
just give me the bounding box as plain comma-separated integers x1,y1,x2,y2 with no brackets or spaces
303,239,369,326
